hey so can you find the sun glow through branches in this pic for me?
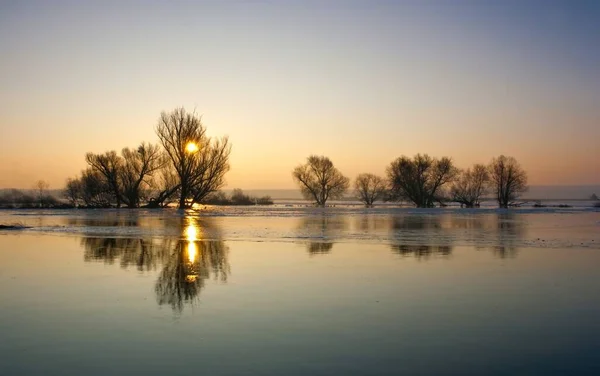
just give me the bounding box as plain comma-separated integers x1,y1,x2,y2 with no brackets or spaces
185,142,199,153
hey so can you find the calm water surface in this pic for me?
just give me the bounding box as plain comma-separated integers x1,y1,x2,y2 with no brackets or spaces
1,208,599,375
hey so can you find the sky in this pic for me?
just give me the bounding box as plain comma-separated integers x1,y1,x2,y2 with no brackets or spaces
1,0,599,189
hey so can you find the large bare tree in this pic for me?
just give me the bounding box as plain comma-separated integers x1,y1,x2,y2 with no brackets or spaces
354,173,386,207
155,107,231,209
119,143,164,208
450,164,490,208
489,155,528,208
292,155,349,207
387,154,457,208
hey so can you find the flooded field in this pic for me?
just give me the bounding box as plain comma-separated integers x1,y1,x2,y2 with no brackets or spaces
1,207,599,375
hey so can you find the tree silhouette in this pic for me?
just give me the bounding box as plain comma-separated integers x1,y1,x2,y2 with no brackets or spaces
292,155,349,207
450,164,490,208
119,143,164,208
354,173,386,207
79,168,113,207
85,151,123,207
63,177,82,207
387,154,457,208
489,155,528,208
155,107,231,209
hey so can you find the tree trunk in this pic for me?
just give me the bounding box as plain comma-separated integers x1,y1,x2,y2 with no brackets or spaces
178,193,186,209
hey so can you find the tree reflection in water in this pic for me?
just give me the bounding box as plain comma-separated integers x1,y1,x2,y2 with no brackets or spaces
155,218,229,312
492,213,523,258
81,215,229,313
388,212,527,260
307,242,334,255
68,212,142,228
298,215,348,255
82,237,170,271
390,215,453,260
391,244,453,259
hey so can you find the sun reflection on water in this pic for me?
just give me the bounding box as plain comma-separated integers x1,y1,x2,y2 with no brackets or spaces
185,218,200,282
186,224,198,242
187,241,197,264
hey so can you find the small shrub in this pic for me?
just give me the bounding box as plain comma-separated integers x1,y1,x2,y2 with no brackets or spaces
256,195,273,205
230,189,254,205
202,189,274,206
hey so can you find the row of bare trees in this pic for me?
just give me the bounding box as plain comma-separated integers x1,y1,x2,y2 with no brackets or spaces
292,154,528,208
64,108,231,209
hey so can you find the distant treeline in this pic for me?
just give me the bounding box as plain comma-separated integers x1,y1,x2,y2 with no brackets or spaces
292,154,528,208
0,188,70,209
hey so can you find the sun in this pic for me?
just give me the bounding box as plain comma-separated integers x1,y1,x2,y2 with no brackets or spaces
185,142,199,153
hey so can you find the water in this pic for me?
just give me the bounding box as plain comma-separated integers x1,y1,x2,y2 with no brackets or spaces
1,207,599,375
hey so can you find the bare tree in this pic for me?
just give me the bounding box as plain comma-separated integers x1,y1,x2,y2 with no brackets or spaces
80,168,112,207
450,164,490,208
85,151,123,207
33,180,50,207
292,155,349,207
64,177,82,207
156,107,231,209
354,173,386,207
387,154,457,208
489,155,528,208
119,143,164,208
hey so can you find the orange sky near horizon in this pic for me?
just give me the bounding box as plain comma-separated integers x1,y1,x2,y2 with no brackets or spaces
1,2,598,189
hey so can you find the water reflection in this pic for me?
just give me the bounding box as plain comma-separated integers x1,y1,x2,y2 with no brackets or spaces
355,215,390,232
307,242,334,255
390,215,453,259
387,213,527,259
155,237,228,313
82,237,170,271
68,212,142,227
391,244,453,259
492,213,523,258
298,215,348,255
81,215,229,313
78,211,528,313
